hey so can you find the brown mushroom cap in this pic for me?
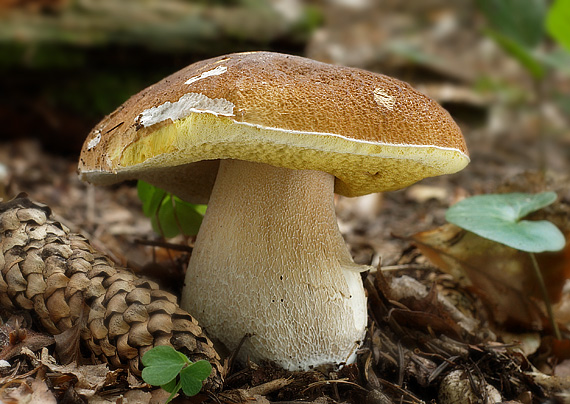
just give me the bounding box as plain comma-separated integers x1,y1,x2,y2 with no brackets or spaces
79,51,469,202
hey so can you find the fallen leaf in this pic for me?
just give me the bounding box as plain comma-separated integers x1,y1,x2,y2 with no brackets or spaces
438,369,502,404
4,378,57,404
123,389,153,404
412,223,570,330
387,275,462,339
54,322,83,366
553,359,570,377
383,273,488,340
37,348,121,393
0,317,55,361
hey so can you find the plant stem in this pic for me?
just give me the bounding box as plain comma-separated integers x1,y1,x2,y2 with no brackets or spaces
529,252,561,340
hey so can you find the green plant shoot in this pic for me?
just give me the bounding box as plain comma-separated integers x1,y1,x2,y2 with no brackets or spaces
137,180,207,238
446,191,566,339
141,345,212,403
476,0,570,77
547,0,570,53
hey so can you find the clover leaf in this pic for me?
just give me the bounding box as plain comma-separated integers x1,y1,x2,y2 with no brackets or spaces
446,191,566,339
141,346,212,403
445,192,565,253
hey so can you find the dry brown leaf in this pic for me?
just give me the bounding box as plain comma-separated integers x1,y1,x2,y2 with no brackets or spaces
412,223,570,331
3,378,57,404
530,371,570,400
553,359,570,377
438,369,502,404
39,359,118,392
54,321,84,366
387,274,487,339
29,378,58,404
0,317,54,361
389,308,462,339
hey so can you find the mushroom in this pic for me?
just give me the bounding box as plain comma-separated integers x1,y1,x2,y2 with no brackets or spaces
78,51,469,370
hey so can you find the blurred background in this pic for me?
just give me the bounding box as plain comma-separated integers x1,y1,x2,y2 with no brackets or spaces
0,0,569,266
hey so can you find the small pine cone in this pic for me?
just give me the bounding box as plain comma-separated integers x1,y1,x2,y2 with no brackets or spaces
0,195,223,392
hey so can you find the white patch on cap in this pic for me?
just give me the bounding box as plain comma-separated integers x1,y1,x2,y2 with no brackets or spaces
138,92,235,128
87,131,102,150
373,88,396,110
185,65,228,85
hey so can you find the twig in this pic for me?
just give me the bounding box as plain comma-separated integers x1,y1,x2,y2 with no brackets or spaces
134,238,193,252
376,377,425,404
301,378,369,394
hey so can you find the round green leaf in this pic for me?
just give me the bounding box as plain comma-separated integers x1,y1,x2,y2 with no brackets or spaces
445,192,566,253
141,346,187,386
161,378,180,394
155,197,180,238
547,0,570,53
138,180,166,217
173,197,205,236
138,181,206,238
183,360,212,381
179,368,204,397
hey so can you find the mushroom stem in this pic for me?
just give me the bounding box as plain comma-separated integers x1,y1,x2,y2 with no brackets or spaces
181,159,368,370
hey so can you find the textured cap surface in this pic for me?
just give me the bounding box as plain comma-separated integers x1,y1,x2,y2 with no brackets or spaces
79,51,469,201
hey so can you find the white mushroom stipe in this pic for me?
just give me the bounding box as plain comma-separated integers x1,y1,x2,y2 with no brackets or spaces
181,160,368,370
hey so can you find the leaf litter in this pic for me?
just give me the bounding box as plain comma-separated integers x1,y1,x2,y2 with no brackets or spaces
1,151,570,402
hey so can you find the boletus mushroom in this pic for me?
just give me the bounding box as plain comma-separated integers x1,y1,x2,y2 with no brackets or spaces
78,51,469,370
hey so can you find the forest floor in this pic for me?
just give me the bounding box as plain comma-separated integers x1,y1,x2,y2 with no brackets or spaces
1,1,570,403
1,121,569,403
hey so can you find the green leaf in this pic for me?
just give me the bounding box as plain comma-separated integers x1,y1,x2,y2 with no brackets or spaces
194,203,207,216
547,0,570,52
183,360,212,380
476,0,547,48
445,192,566,253
138,181,206,238
485,29,546,78
173,197,205,236
138,180,166,217
179,360,211,397
154,197,180,238
141,346,187,386
163,380,181,404
179,368,204,397
141,347,211,398
161,378,180,394
152,196,205,238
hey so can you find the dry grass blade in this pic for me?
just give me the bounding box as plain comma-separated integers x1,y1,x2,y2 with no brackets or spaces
301,378,369,394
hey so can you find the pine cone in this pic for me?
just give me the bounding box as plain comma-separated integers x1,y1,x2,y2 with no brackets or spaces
0,195,223,392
